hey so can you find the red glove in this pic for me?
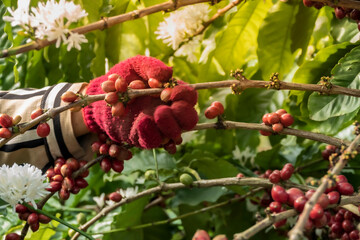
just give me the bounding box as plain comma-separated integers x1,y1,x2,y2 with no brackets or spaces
82,55,198,150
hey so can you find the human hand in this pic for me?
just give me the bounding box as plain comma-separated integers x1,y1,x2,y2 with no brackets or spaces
82,55,198,152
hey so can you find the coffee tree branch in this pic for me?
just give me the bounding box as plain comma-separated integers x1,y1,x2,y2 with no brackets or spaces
288,134,360,240
0,0,212,58
70,177,313,239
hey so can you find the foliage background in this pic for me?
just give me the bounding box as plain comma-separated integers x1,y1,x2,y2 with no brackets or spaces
1,0,360,239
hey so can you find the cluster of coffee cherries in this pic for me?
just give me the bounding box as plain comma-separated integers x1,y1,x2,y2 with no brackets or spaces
45,157,89,200
30,109,51,138
204,101,224,119
14,203,51,233
0,113,21,139
328,208,360,239
260,109,294,136
91,133,132,173
322,145,344,167
303,0,360,31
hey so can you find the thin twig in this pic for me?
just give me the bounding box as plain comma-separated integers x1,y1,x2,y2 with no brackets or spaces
0,0,211,58
234,195,360,240
92,187,264,235
288,134,360,240
70,177,312,239
2,78,358,148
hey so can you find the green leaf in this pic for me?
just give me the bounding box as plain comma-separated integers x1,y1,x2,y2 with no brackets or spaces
171,187,228,207
142,206,174,240
290,42,355,105
103,197,149,240
331,18,360,44
123,150,176,174
105,0,146,64
178,204,211,240
25,50,45,88
25,219,59,240
290,4,319,64
308,45,360,121
257,0,299,79
214,0,272,72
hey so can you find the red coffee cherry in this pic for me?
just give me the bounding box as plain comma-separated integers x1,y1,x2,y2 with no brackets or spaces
100,158,112,173
314,214,327,228
61,91,78,103
18,212,30,221
264,169,272,178
59,188,70,200
38,214,51,224
30,108,43,120
109,192,122,202
148,78,163,88
273,218,287,228
46,168,56,180
262,113,271,125
211,101,224,115
111,102,125,117
204,106,220,119
271,185,288,203
51,174,63,182
36,122,50,138
305,189,315,199
337,182,354,195
101,80,116,93
27,213,39,225
344,211,353,220
275,109,287,116
236,173,244,178
286,188,304,206
109,144,121,158
268,113,280,125
164,141,177,154
5,233,20,240
99,143,110,155
331,222,343,234
128,80,146,89
75,178,88,189
304,218,314,231
327,191,340,204
269,201,282,213
336,175,348,183
317,193,330,209
30,221,40,232
343,219,355,232
115,77,128,93
0,128,12,138
60,164,73,177
62,177,75,191
349,230,360,240
66,158,80,171
105,92,119,105
294,196,307,212
111,160,124,173
272,123,283,133
280,168,293,181
269,170,281,184
160,88,173,102
46,181,62,192
0,114,13,128
280,113,294,127
15,204,28,214
107,73,119,82
335,7,346,19
303,0,314,7
259,129,272,136
309,204,324,220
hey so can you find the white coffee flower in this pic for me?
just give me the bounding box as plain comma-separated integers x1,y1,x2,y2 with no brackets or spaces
93,193,106,209
119,186,139,199
3,0,31,30
0,163,49,207
4,0,88,51
175,36,202,63
64,32,88,51
155,3,210,50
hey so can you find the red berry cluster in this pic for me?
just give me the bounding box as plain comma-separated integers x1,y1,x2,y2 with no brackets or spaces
30,109,50,138
268,163,295,183
322,145,338,160
328,208,360,239
303,0,360,32
0,113,21,139
91,133,132,173
260,109,294,136
45,157,89,200
13,203,51,232
204,101,224,119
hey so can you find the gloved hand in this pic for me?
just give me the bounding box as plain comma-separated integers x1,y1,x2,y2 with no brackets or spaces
82,55,198,150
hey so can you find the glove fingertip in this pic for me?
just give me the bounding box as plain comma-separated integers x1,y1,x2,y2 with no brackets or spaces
131,55,173,82
154,105,182,139
136,114,163,149
170,85,198,106
171,101,199,130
